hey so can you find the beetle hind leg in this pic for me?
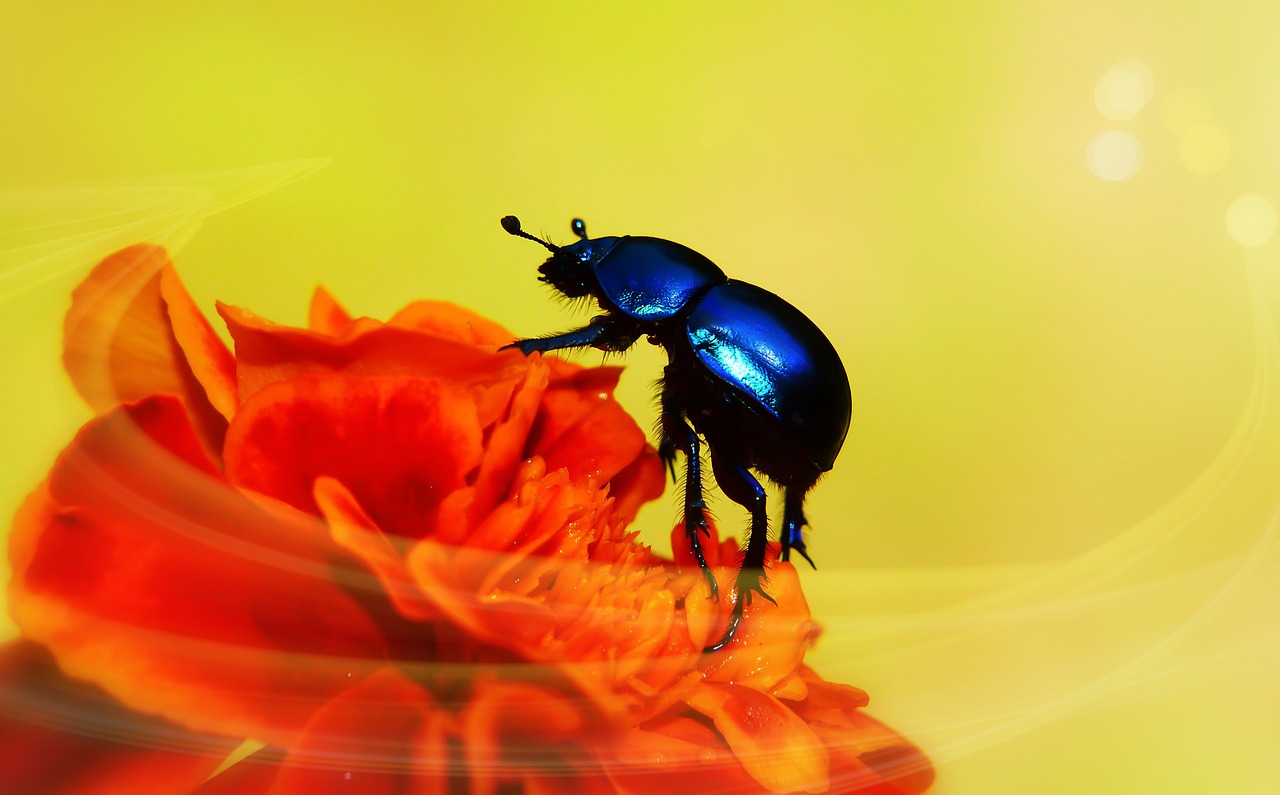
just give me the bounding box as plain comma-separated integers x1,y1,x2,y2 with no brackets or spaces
780,488,816,569
702,451,776,653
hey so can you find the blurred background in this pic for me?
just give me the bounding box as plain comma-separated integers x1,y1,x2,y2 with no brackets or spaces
3,1,1279,791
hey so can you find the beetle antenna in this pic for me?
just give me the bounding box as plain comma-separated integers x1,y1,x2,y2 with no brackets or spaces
571,218,588,239
501,215,560,253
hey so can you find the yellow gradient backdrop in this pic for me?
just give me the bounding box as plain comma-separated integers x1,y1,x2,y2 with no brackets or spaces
4,2,1279,792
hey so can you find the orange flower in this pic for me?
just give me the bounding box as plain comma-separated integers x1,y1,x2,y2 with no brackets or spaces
5,245,934,794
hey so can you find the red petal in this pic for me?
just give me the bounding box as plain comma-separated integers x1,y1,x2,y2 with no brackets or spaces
0,640,234,795
64,245,234,456
218,302,528,429
525,366,624,454
8,396,388,746
225,374,484,539
604,446,667,526
467,359,551,522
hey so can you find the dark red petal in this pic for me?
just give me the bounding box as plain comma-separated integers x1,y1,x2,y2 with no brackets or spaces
315,475,436,622
64,246,234,456
225,374,484,539
0,640,234,795
260,667,454,795
9,396,388,746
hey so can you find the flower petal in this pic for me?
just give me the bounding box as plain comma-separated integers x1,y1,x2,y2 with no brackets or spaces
8,396,389,746
790,675,934,795
387,300,518,347
685,682,831,794
64,245,235,454
262,667,453,795
314,475,437,622
700,553,820,692
217,302,528,429
225,374,484,540
308,285,352,335
0,640,235,795
592,714,762,795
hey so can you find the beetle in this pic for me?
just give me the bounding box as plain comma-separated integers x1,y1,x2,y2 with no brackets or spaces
500,215,852,651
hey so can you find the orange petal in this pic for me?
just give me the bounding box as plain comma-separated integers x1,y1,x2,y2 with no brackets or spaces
685,682,831,794
789,677,934,795
224,374,484,540
160,267,239,421
0,640,235,795
388,300,518,347
218,302,528,428
308,285,352,335
593,714,761,795
64,245,234,455
700,553,819,691
8,396,388,747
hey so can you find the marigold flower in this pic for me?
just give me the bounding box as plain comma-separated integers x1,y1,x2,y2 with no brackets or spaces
4,245,934,793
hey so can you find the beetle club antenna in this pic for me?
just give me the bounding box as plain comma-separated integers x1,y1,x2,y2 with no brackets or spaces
501,215,560,253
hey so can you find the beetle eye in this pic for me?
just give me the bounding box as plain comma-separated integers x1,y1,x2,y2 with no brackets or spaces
571,218,587,240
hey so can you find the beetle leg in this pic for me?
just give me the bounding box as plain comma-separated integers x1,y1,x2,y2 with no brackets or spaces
780,488,816,569
502,316,637,355
703,452,777,653
661,405,718,600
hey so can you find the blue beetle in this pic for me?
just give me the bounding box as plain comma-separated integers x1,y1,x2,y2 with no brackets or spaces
500,215,852,651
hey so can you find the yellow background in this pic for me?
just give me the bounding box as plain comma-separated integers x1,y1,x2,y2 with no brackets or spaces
4,2,1279,791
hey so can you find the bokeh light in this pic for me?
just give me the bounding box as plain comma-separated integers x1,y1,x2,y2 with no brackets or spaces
1180,122,1231,174
1226,194,1277,247
1094,60,1155,121
1086,130,1144,181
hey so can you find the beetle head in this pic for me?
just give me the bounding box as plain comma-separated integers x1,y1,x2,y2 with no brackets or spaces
501,215,618,301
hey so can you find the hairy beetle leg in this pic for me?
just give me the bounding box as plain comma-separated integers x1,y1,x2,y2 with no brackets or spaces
502,316,639,356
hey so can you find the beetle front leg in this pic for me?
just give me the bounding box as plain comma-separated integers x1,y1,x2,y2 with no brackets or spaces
502,316,638,356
